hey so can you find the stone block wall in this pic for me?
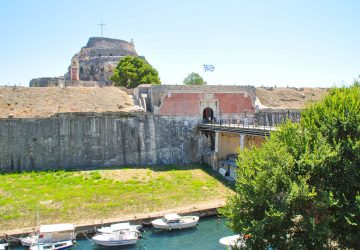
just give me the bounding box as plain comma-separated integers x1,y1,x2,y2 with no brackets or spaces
255,109,301,127
0,113,201,172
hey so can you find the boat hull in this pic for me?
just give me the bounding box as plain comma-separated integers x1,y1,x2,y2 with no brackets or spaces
151,216,199,230
92,231,139,247
29,240,74,250
0,243,9,250
92,238,138,246
219,235,245,248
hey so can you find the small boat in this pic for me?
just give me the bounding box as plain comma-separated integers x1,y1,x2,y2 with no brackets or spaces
20,223,75,246
151,213,199,230
29,240,74,250
97,222,142,234
92,230,140,246
0,242,8,250
219,234,246,248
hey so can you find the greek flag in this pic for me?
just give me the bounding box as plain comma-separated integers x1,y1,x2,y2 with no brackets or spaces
204,64,215,72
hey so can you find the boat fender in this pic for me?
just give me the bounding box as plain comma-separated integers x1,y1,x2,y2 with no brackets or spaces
169,226,172,231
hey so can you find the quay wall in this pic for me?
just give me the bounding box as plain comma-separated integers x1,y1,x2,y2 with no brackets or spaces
0,113,201,172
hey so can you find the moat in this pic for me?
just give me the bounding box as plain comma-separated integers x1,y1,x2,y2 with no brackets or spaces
12,216,232,250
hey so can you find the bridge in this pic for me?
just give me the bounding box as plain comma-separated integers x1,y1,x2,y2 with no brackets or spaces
198,122,276,137
198,121,278,175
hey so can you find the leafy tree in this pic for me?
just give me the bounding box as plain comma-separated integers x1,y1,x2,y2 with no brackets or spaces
183,72,206,85
221,85,360,249
110,56,161,88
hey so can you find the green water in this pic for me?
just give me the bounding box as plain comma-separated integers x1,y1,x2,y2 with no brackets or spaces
14,216,233,250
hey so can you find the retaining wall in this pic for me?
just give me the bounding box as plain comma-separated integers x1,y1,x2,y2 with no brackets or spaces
0,113,200,172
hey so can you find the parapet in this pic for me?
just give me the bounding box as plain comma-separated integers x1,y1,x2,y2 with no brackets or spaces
146,85,256,112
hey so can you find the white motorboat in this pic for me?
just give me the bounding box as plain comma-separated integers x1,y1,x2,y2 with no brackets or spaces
0,242,8,250
29,240,74,250
20,223,75,247
219,234,246,248
97,222,142,234
92,230,140,246
151,213,199,230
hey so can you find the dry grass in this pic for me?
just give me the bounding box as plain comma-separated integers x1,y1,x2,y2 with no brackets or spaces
256,87,328,109
0,86,137,118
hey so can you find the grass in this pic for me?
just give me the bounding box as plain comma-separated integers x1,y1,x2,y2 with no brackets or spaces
0,164,234,231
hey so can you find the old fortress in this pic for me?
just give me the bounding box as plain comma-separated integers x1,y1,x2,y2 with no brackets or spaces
30,37,140,87
0,37,327,174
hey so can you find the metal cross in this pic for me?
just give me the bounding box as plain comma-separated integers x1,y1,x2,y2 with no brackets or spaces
98,21,106,37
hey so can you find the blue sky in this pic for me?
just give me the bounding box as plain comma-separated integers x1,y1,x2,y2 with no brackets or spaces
0,0,359,87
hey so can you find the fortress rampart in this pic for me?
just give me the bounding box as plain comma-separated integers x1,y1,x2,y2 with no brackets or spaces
0,113,201,172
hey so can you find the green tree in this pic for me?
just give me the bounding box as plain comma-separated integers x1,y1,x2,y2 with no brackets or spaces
221,85,360,249
110,56,161,88
183,72,206,85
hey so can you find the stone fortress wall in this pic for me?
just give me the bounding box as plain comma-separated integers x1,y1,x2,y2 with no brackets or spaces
64,37,138,85
30,37,141,87
0,84,303,172
0,113,201,172
29,77,103,87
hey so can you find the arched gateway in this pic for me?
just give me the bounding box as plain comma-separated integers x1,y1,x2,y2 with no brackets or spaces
203,107,214,123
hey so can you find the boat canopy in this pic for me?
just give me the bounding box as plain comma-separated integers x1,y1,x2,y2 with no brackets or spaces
110,223,132,231
164,213,181,220
40,223,75,233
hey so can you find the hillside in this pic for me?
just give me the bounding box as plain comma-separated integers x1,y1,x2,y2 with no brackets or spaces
0,86,136,118
256,87,328,109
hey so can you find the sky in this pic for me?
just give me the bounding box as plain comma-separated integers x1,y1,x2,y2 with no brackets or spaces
0,0,359,87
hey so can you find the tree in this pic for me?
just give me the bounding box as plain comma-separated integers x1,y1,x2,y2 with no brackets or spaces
221,85,360,249
183,72,206,85
110,56,161,88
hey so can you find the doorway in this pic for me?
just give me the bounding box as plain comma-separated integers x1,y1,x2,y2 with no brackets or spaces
203,107,214,123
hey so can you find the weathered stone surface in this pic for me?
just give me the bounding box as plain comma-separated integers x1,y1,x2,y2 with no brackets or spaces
64,37,139,85
29,77,64,87
30,37,143,87
0,113,200,172
255,109,301,126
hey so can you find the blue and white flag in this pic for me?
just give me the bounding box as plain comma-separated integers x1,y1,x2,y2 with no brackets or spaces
204,64,215,72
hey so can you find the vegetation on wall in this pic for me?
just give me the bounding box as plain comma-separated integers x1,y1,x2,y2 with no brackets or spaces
110,56,161,88
221,84,360,249
183,72,206,85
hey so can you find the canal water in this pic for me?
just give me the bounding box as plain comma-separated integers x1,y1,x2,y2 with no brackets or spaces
13,216,233,250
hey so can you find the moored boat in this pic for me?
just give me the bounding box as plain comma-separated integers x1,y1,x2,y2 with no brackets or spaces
20,223,75,247
151,213,199,230
219,234,246,248
0,242,8,250
92,230,140,246
29,240,74,250
97,222,142,234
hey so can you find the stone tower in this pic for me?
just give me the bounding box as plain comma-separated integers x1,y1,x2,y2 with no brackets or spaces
70,58,79,81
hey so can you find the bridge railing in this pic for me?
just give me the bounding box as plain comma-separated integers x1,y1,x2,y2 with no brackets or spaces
200,118,278,131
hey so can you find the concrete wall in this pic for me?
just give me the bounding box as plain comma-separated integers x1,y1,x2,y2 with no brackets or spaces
0,113,200,172
217,132,240,159
244,135,265,149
